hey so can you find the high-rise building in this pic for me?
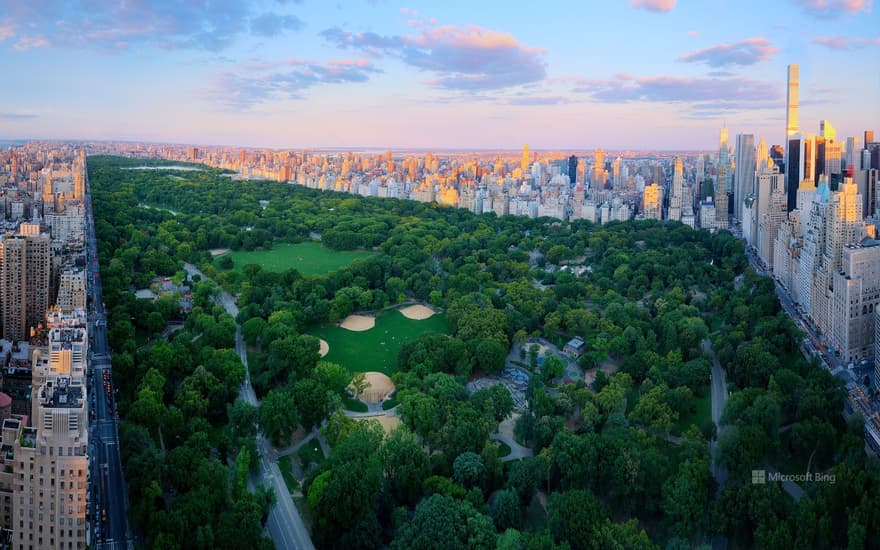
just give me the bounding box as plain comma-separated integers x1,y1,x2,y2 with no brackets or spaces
756,137,769,171
825,139,842,178
56,270,87,314
757,166,786,267
668,157,684,221
13,375,88,550
715,127,730,230
820,120,837,141
734,134,755,220
831,239,880,364
612,157,622,189
568,155,577,184
0,233,51,342
643,183,662,220
797,181,831,315
786,64,799,139
786,136,801,212
521,144,530,173
592,149,605,187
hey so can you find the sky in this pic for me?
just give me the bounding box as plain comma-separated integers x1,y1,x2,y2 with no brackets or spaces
0,0,878,150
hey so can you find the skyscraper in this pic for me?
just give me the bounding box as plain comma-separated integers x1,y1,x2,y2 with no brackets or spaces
734,134,755,220
668,157,684,221
521,144,529,173
715,127,730,230
592,149,605,187
786,64,799,140
643,183,662,220
568,155,577,184
0,233,51,342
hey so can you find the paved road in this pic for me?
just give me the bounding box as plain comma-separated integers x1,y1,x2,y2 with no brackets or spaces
84,161,132,549
184,263,315,550
491,414,533,462
702,338,729,492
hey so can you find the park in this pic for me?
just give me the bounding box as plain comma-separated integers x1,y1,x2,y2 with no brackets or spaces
214,241,374,276
311,306,448,376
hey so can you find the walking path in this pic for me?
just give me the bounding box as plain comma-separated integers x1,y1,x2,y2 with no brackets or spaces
492,414,533,462
184,263,314,550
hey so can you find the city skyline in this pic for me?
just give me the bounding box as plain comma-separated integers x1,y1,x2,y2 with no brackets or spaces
1,0,878,150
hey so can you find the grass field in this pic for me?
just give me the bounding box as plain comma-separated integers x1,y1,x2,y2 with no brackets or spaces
312,310,449,375
215,241,374,276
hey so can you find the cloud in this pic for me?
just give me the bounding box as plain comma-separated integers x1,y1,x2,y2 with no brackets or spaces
250,13,304,37
1,1,303,52
206,58,382,109
687,31,700,37
564,72,781,118
0,112,37,120
13,36,49,51
812,35,880,49
678,37,780,67
0,23,15,41
507,96,572,106
321,24,546,90
630,0,677,12
792,0,872,16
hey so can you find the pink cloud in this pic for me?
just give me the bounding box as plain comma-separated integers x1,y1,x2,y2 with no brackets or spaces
678,37,780,67
0,22,15,41
630,0,677,12
687,31,700,37
812,35,880,49
321,23,547,91
13,35,49,51
793,0,872,16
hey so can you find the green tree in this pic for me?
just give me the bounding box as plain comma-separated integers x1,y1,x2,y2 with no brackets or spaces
259,389,298,446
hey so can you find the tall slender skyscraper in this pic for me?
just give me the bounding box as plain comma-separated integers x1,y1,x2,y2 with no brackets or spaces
716,128,730,230
734,134,755,220
786,64,799,139
521,144,529,173
568,155,577,184
669,157,684,221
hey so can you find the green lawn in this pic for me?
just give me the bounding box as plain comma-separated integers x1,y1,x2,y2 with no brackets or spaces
215,241,374,276
312,309,449,375
382,396,399,410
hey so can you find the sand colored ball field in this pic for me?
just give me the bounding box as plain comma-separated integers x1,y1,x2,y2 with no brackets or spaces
340,314,375,331
399,304,436,320
353,371,396,403
318,339,329,357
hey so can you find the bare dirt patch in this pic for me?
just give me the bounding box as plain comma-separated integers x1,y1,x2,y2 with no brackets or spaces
209,248,231,257
340,314,375,332
399,304,436,320
318,339,329,357
353,371,396,403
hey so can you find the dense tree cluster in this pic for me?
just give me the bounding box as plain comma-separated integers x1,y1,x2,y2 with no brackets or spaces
89,156,880,549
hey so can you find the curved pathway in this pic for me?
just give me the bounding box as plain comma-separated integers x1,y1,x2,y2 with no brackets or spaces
492,414,533,462
184,263,314,550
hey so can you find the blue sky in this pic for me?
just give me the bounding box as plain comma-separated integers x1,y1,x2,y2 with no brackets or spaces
0,0,877,149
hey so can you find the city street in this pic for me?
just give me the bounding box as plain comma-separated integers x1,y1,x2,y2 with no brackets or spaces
84,164,131,549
